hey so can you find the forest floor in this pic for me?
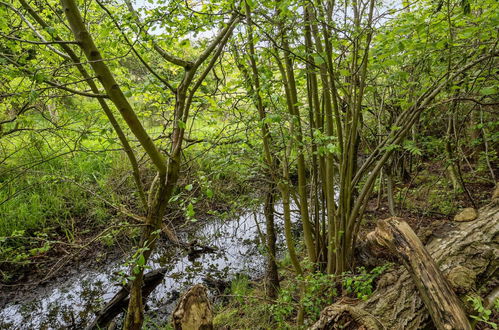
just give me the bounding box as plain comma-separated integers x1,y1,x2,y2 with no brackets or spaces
0,159,496,328
213,160,498,329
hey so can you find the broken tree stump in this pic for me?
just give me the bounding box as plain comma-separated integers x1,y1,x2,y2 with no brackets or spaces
172,284,213,330
367,217,471,330
312,201,498,330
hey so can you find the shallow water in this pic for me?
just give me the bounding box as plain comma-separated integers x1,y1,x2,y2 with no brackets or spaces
0,205,294,329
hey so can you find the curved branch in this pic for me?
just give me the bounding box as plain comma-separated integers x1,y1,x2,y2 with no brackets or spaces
124,0,194,68
95,0,174,92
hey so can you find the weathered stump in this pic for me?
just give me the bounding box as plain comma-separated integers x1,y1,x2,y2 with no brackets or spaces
172,284,213,330
312,201,498,329
367,217,471,329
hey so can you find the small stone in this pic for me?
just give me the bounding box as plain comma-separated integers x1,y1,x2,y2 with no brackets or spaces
454,208,478,222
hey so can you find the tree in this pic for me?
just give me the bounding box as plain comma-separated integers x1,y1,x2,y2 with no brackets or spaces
1,0,240,328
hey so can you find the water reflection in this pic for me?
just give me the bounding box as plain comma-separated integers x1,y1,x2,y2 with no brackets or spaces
0,204,295,329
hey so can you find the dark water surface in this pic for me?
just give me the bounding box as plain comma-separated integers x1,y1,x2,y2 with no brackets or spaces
0,205,293,329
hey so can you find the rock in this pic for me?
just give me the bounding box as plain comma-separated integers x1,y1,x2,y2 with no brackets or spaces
446,266,476,293
454,208,478,222
172,284,213,330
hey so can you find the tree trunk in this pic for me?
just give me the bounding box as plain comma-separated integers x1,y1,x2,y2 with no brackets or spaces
264,189,280,299
312,200,498,329
367,218,471,330
385,166,396,217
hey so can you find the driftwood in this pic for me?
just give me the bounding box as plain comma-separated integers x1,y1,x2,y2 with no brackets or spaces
86,267,167,330
172,284,213,330
312,198,499,329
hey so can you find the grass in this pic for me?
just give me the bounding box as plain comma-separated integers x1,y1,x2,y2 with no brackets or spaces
212,261,390,330
0,151,118,237
0,131,138,281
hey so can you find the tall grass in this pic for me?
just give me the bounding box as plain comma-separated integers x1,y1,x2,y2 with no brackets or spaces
0,150,119,237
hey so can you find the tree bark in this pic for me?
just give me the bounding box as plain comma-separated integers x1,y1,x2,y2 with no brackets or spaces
264,189,280,299
367,218,471,330
312,201,498,329
172,284,213,330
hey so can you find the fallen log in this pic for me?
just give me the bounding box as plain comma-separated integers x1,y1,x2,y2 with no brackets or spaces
367,217,471,329
312,199,499,329
86,231,216,329
86,267,167,330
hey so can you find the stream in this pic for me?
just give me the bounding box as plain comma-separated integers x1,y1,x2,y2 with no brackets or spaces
0,204,296,329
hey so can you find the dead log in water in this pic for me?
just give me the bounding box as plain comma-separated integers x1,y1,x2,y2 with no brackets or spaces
86,267,167,330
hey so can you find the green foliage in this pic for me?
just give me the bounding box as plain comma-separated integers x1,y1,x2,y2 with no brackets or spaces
299,272,338,323
229,274,251,304
426,187,458,215
116,245,152,286
214,275,274,329
0,127,135,278
214,303,274,330
342,264,391,300
467,295,498,329
271,287,297,327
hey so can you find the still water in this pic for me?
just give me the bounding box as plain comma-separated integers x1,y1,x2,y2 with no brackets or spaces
0,205,296,329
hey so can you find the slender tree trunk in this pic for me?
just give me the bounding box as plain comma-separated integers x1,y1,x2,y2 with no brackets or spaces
274,44,317,264
446,114,462,191
385,166,396,217
263,188,280,298
239,1,281,297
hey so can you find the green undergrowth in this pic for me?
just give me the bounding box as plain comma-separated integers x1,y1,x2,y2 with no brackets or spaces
213,263,391,329
0,129,256,283
0,145,131,281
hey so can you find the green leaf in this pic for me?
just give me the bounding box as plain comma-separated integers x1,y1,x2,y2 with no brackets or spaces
480,86,496,96
185,184,193,191
186,203,195,218
137,254,145,266
169,194,180,203
339,69,350,76
313,55,325,65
